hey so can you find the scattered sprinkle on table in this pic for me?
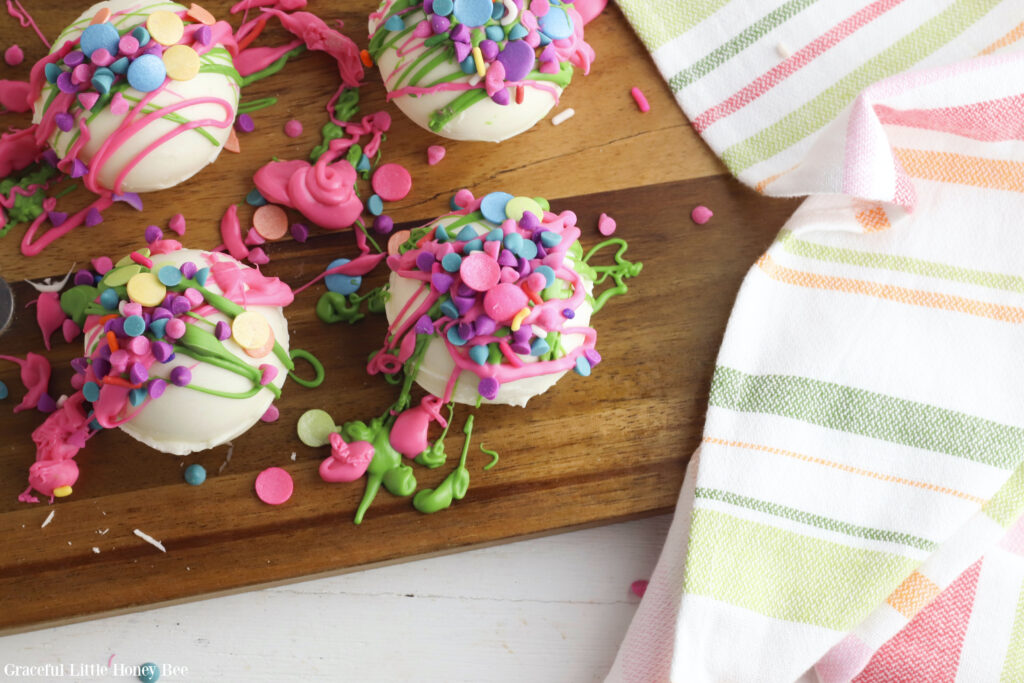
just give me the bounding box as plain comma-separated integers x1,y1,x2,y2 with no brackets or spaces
371,163,413,202
184,464,206,486
427,145,446,166
598,213,617,236
138,662,161,683
631,580,649,597
41,510,55,528
630,86,650,113
235,113,255,133
4,44,23,66
255,467,294,505
777,42,792,58
133,528,166,553
0,380,7,400
552,108,575,126
252,204,288,240
691,205,714,225
284,119,303,138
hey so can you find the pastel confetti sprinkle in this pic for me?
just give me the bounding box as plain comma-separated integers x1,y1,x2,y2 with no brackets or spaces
284,119,303,138
427,145,446,166
691,205,714,225
162,44,200,81
147,10,184,46
4,44,24,66
253,204,288,240
255,467,294,505
598,213,617,236
630,86,650,113
371,163,413,202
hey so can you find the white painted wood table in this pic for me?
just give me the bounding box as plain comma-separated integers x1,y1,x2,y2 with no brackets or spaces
0,515,672,682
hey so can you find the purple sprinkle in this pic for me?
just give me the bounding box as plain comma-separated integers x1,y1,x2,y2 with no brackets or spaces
454,40,472,63
180,261,197,279
55,112,74,132
373,215,394,235
36,393,57,414
70,158,89,178
430,14,450,33
510,341,531,354
56,71,78,93
97,344,112,360
170,297,192,316
148,378,167,399
512,328,531,345
48,211,68,226
113,192,143,211
170,366,191,387
73,269,94,286
151,341,174,362
497,249,517,267
290,223,309,242
415,251,436,272
151,307,172,321
536,243,548,258
490,87,510,106
519,212,540,231
452,294,475,315
196,24,212,46
414,314,434,335
478,377,499,400
108,318,125,336
144,225,163,244
431,271,454,293
457,321,475,341
215,320,231,341
41,149,59,167
517,258,532,278
497,39,535,82
584,349,602,367
143,42,163,57
456,283,475,298
539,44,557,62
479,39,498,62
70,357,89,374
129,361,148,385
235,113,255,133
161,293,175,309
473,315,496,337
562,307,575,319
63,50,84,67
91,357,111,379
423,0,434,13
84,207,104,226
450,23,469,42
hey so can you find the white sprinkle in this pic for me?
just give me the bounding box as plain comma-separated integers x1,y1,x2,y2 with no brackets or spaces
552,108,575,126
41,510,55,528
290,452,297,462
776,42,791,58
24,263,75,293
468,74,482,86
133,528,166,553
186,566,191,571
218,441,235,475
92,547,100,554
67,541,72,545
97,528,109,535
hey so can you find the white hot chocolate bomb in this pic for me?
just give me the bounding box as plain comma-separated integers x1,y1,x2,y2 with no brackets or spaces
33,0,239,193
368,0,595,142
83,249,290,455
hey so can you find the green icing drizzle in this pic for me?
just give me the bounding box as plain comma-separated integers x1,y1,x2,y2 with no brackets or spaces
580,238,644,313
413,414,473,514
0,164,57,238
310,88,360,161
480,444,500,471
315,285,390,325
238,97,279,114
288,349,325,388
239,45,307,88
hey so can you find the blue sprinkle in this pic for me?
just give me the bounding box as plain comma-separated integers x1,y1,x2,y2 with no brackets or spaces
503,232,523,253
440,299,459,319
450,194,464,211
356,154,371,172
246,188,267,206
491,1,505,20
540,231,562,247
435,224,450,242
123,315,146,337
109,57,129,75
80,23,119,58
384,15,405,31
446,327,467,346
538,6,574,40
459,54,477,74
367,194,384,216
157,265,182,287
129,388,148,407
99,288,120,310
508,24,528,40
132,26,151,47
149,318,168,338
574,356,592,377
518,239,538,260
433,0,454,16
456,226,478,241
139,662,160,683
325,258,362,296
126,53,166,93
83,381,101,402
485,25,504,41
451,0,489,26
486,228,504,241
464,239,483,252
535,265,556,288
0,380,7,400
91,68,114,95
441,253,462,272
44,63,62,84
184,464,207,486
469,345,488,365
89,418,102,431
530,338,550,357
195,267,210,286
538,32,552,46
480,191,514,224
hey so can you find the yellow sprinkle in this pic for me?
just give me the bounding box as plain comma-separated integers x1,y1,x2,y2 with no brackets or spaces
53,486,73,497
163,44,200,81
147,10,185,46
232,311,271,350
472,46,486,77
505,196,544,222
510,307,530,332
126,272,167,307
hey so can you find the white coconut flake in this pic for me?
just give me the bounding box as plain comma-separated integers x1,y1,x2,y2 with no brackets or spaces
41,510,55,528
97,528,109,535
133,528,166,553
92,547,101,554
552,108,575,126
218,440,235,474
290,452,297,462
24,263,75,293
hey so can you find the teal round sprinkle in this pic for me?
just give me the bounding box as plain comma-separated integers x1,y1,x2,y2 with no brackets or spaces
157,265,182,287
99,288,120,310
356,154,371,172
132,25,150,47
110,57,129,74
123,315,146,337
450,194,463,210
384,14,405,30
367,194,384,216
246,188,267,206
464,238,483,252
530,338,550,357
534,265,556,288
89,418,102,431
441,253,462,272
574,356,592,377
486,228,503,241
44,63,61,83
503,232,523,252
469,345,488,365
456,225,478,241
459,54,476,74
485,25,504,41
149,318,168,338
0,380,8,400
508,24,528,40
138,662,160,683
195,267,210,286
129,388,147,407
446,327,467,346
539,32,552,46
440,300,459,319
433,0,454,15
540,231,562,248
184,464,206,486
83,381,100,402
491,1,505,19
518,239,538,260
435,224,450,242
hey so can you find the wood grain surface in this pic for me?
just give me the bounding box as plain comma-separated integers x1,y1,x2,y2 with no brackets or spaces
0,0,801,634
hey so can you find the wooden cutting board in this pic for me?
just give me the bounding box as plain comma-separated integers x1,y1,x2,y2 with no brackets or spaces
0,0,801,634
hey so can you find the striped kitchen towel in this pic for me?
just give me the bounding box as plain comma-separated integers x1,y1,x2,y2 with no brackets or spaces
606,1,1024,681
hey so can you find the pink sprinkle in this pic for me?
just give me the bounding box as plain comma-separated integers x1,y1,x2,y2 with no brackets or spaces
129,251,153,268
4,44,23,66
691,205,713,225
248,247,269,265
259,364,278,385
78,91,99,111
244,228,266,246
284,119,303,138
254,467,293,505
261,404,279,422
168,213,186,236
62,318,81,343
92,256,113,274
630,580,649,597
110,92,129,115
427,145,446,166
630,86,650,113
598,213,616,236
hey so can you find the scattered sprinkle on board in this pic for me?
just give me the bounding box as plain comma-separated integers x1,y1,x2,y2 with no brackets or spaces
552,108,575,126
133,528,166,553
41,510,55,528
